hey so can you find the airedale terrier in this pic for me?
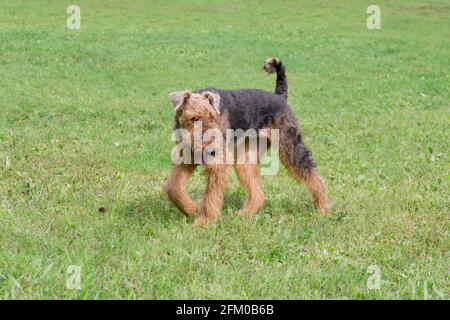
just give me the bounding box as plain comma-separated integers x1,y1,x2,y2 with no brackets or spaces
165,58,330,226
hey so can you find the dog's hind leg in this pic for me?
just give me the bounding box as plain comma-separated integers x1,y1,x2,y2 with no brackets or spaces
196,164,232,226
164,164,198,217
278,113,330,215
235,164,265,216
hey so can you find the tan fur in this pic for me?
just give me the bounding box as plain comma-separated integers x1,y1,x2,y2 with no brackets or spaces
195,164,232,226
235,163,265,216
174,92,223,131
164,164,198,217
280,151,330,215
305,170,330,215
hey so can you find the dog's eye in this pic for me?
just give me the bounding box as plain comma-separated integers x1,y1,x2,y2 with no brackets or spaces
190,117,199,122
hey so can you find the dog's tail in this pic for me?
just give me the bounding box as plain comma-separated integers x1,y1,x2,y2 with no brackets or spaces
264,57,288,100
277,111,330,215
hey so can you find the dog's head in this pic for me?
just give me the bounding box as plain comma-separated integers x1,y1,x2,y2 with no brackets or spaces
169,90,221,130
169,90,223,163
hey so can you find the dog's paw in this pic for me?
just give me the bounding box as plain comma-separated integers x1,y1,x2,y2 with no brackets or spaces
193,216,208,228
318,206,331,216
184,202,198,218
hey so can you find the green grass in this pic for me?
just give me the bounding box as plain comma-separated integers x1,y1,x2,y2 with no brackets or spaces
0,0,448,299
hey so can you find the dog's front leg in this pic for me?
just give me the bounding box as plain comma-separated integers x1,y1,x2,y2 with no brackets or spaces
195,165,231,226
164,164,198,217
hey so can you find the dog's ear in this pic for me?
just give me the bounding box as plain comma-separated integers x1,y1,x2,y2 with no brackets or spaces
201,91,220,115
169,90,191,111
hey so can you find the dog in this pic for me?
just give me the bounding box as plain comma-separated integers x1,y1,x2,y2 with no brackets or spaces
164,58,330,226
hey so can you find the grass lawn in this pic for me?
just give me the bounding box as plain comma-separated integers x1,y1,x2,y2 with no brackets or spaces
0,0,448,299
